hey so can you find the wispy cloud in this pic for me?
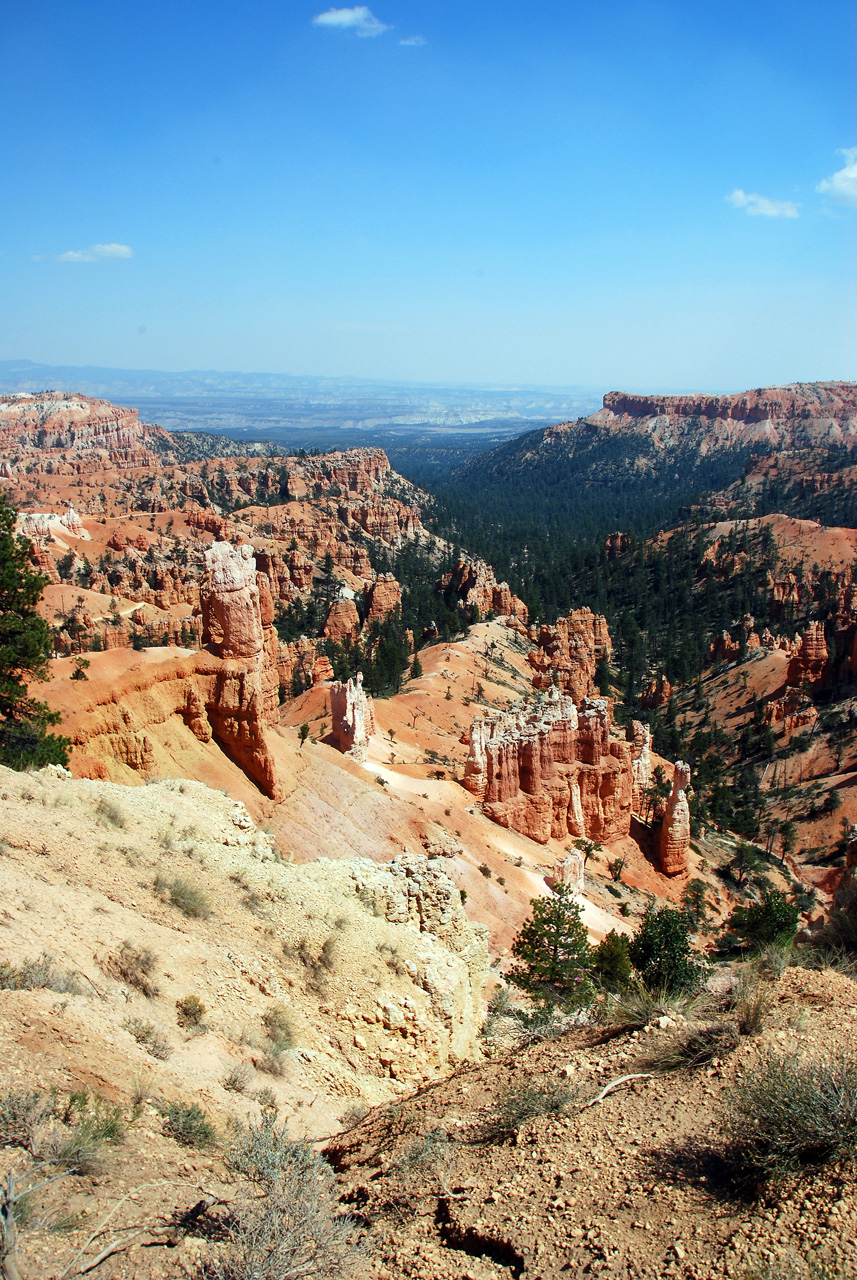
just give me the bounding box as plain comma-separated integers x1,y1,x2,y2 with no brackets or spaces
726,189,799,219
33,242,134,263
312,6,389,37
399,35,426,46
817,148,857,207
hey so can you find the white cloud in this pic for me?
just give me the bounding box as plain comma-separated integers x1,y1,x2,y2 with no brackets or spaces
399,35,426,46
34,242,134,263
817,147,857,207
312,6,389,37
726,189,799,218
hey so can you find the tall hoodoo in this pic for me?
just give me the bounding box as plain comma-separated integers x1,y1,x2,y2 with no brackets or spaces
200,541,282,799
627,720,652,814
659,761,691,876
330,673,376,762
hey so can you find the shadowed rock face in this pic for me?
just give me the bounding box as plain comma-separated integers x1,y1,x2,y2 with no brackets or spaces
200,541,282,800
659,761,691,876
464,690,633,844
438,558,529,622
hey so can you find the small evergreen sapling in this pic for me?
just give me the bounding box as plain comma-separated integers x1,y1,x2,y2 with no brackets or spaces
509,884,594,1006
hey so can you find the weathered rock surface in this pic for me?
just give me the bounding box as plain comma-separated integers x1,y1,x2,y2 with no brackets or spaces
330,673,376,761
438,558,528,622
527,607,611,699
659,761,691,876
627,720,652,813
464,689,632,844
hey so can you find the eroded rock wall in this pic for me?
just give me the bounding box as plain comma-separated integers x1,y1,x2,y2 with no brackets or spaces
464,689,632,844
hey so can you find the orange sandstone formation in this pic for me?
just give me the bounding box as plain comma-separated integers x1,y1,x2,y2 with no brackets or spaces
527,607,611,699
786,620,829,686
463,690,632,845
438,559,528,622
322,597,361,643
199,541,282,799
659,762,691,876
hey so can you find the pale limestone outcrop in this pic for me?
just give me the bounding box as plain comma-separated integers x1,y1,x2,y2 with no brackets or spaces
660,762,691,876
627,720,652,814
348,853,489,1059
330,673,376,761
463,689,632,845
548,848,585,893
60,506,84,536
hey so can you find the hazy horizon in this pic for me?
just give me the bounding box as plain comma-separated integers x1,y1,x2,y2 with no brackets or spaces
3,2,854,389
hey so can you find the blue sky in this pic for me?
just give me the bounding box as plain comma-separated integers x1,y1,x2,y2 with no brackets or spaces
2,0,855,390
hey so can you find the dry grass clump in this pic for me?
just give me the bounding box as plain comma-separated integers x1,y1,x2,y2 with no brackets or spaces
107,940,159,997
389,1128,455,1182
639,1021,740,1074
154,873,211,919
488,1079,577,1140
122,1016,172,1060
600,980,703,1031
0,952,83,995
223,1064,253,1094
723,1048,857,1182
732,968,775,1037
95,796,126,828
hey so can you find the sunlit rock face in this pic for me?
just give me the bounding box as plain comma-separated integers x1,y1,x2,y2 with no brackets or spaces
330,673,376,762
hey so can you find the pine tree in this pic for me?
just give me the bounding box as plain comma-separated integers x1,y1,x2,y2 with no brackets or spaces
628,907,701,994
0,494,69,769
509,885,593,1003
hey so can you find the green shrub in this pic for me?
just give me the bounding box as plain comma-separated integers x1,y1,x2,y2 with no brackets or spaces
723,1048,857,1181
628,907,702,994
209,1116,356,1279
509,884,594,1004
161,1101,216,1148
592,931,632,993
726,889,801,950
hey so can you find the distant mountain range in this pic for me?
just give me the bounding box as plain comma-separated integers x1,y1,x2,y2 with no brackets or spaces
0,359,604,434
